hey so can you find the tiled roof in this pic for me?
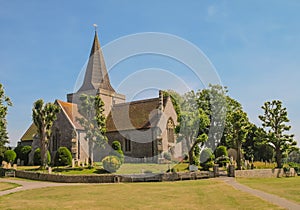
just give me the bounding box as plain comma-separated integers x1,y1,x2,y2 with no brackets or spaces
20,123,37,141
106,97,168,132
78,32,115,92
56,100,84,130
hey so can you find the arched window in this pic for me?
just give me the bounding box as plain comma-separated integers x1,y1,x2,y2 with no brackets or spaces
167,118,175,143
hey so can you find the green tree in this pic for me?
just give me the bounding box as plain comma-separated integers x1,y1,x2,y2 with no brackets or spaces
0,83,12,159
176,91,210,165
110,140,124,164
196,85,227,150
227,109,250,170
258,100,297,168
32,99,60,168
4,150,16,163
76,94,107,165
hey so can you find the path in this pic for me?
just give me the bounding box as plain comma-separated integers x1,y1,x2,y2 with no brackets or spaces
0,178,83,196
219,177,300,210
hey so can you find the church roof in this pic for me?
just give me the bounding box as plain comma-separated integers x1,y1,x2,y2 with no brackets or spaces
20,123,37,141
56,100,84,130
78,31,115,93
106,97,169,132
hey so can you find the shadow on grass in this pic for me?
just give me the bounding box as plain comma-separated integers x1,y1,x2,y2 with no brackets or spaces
93,168,110,174
52,167,84,173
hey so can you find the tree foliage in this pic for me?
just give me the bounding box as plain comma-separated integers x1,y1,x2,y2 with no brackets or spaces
176,90,210,165
4,150,16,163
258,100,297,168
0,83,12,159
110,140,124,164
227,109,250,170
76,94,107,165
33,148,51,166
32,99,60,168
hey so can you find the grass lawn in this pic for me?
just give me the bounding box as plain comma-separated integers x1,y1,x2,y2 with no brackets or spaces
0,182,20,191
237,176,300,204
0,179,281,209
17,163,183,175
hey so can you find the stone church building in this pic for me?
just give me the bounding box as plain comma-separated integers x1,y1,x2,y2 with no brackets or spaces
20,31,182,163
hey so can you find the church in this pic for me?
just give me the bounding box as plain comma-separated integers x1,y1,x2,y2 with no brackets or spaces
20,31,182,163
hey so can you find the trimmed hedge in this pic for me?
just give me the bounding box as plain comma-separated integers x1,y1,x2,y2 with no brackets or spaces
4,150,16,163
54,147,72,166
110,141,124,164
102,156,121,173
33,148,51,166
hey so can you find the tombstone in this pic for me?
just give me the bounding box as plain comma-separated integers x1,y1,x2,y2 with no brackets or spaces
213,164,219,177
2,161,7,167
20,160,24,166
13,164,17,170
7,163,11,169
77,160,81,167
189,165,198,172
72,159,75,168
48,167,52,174
17,158,21,166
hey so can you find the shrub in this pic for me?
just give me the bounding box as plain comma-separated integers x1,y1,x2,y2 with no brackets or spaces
163,152,172,161
110,141,124,164
20,146,32,165
33,148,51,166
200,148,215,171
54,147,72,166
215,146,228,158
102,155,121,173
4,150,16,163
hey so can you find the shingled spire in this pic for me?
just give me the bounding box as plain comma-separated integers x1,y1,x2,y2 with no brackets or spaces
78,31,115,92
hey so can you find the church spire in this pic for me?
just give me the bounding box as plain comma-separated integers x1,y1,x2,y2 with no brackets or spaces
78,29,115,92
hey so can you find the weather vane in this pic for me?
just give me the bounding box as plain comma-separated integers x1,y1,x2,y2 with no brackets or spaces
93,23,98,31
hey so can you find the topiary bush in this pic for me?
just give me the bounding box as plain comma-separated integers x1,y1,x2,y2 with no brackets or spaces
215,146,228,158
33,148,51,166
54,147,72,166
110,141,124,164
4,150,16,163
200,148,215,171
20,146,32,165
102,155,121,173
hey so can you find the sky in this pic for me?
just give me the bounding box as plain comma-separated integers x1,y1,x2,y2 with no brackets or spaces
1,0,300,147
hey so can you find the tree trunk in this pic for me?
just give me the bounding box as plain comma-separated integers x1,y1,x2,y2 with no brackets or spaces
40,128,47,169
88,140,94,166
237,143,242,170
276,148,282,168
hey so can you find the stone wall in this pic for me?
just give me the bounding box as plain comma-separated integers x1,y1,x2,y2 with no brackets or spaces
235,168,297,178
15,170,214,183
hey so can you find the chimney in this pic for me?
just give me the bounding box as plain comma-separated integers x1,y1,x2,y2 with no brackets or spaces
159,90,164,112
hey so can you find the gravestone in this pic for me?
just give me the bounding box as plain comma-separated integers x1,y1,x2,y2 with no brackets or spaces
72,159,75,168
48,167,52,174
13,164,17,170
17,158,21,166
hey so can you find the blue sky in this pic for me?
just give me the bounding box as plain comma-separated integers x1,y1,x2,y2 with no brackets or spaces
1,0,300,146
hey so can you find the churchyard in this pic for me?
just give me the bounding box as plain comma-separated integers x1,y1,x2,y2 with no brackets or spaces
2,177,298,209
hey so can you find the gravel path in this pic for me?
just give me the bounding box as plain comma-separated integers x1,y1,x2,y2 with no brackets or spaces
219,177,300,210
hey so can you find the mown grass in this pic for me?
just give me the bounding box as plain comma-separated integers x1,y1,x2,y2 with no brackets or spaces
17,163,180,175
0,179,281,209
0,182,20,191
237,176,300,204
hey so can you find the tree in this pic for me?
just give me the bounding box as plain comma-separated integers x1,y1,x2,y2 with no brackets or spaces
76,94,107,165
4,150,16,163
258,100,297,168
0,83,12,159
32,99,60,168
227,109,250,170
176,91,210,165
